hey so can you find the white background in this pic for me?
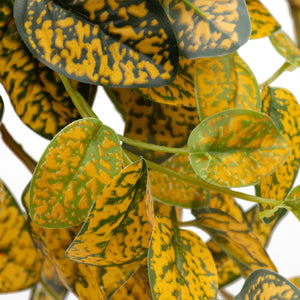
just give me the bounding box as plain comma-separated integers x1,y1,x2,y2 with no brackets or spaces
1,0,300,299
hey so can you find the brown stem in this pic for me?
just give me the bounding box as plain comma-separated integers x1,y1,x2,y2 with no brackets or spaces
0,124,37,174
287,0,300,47
219,289,234,300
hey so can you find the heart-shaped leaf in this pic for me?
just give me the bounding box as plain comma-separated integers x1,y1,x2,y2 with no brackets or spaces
188,109,291,187
29,118,122,228
14,0,178,87
148,216,218,300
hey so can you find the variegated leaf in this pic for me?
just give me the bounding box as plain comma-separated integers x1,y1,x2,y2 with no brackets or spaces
290,276,300,289
195,53,261,120
148,216,218,300
29,118,122,228
256,86,300,223
168,0,251,58
188,109,291,187
66,159,154,266
283,185,300,221
234,269,300,300
246,0,281,39
14,0,178,87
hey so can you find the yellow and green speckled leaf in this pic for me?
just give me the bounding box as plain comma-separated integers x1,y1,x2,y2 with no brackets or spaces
188,109,291,187
290,276,300,289
234,269,300,300
29,118,122,228
0,95,3,123
150,154,209,208
256,86,300,223
66,159,154,266
194,208,277,278
269,30,300,66
168,0,251,58
0,182,41,293
246,0,281,39
195,53,261,120
283,185,300,221
148,216,218,300
14,0,178,88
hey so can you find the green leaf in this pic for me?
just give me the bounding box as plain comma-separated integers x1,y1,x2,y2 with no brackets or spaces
168,0,251,58
195,53,261,121
246,0,281,39
188,109,291,187
256,86,300,223
14,0,178,87
234,269,300,299
66,159,154,266
282,185,300,221
29,118,122,228
0,95,3,123
148,216,218,300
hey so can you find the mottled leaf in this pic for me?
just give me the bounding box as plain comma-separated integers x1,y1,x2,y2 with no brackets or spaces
0,95,3,123
246,0,281,39
195,53,261,120
168,0,251,58
14,0,178,87
256,86,300,223
188,109,291,187
234,269,300,300
148,216,218,300
0,182,41,292
30,118,122,228
194,208,277,278
66,159,154,266
282,185,300,221
290,276,300,289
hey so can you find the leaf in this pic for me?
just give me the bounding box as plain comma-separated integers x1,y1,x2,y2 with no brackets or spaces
195,53,261,121
29,118,122,228
66,159,154,266
0,3,95,139
150,154,209,208
282,185,300,221
14,0,178,87
188,109,291,187
0,181,42,292
269,29,300,66
290,276,300,289
234,269,300,300
256,86,300,223
168,0,251,58
194,208,277,278
0,95,3,123
148,216,218,300
246,0,281,39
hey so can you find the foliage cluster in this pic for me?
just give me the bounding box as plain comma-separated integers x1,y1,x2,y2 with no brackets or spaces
1,0,300,299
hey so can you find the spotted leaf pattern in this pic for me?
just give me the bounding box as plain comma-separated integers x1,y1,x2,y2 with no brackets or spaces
148,216,218,300
29,118,122,228
234,269,300,300
168,0,251,58
66,159,154,266
188,109,291,187
14,0,178,87
195,53,261,120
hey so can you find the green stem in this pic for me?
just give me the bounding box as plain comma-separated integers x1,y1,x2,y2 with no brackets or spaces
179,0,208,18
122,149,132,165
40,279,61,300
59,74,97,119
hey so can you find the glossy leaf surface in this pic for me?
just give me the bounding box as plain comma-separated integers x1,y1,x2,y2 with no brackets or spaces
188,109,291,187
66,159,154,266
234,269,300,300
195,53,261,120
30,118,122,228
246,0,280,39
256,86,300,222
148,216,218,300
14,0,178,87
168,0,251,58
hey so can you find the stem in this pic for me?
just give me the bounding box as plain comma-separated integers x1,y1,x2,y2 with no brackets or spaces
124,149,282,207
287,0,300,47
122,149,132,165
0,124,37,173
219,289,234,300
40,279,61,300
178,0,208,18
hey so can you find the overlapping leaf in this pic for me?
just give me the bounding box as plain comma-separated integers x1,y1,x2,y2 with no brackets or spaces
168,0,251,58
256,86,300,222
29,118,122,228
14,0,178,87
188,109,291,187
195,53,261,120
246,0,280,39
148,216,218,300
0,182,41,293
234,269,300,299
282,185,300,221
67,159,154,266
